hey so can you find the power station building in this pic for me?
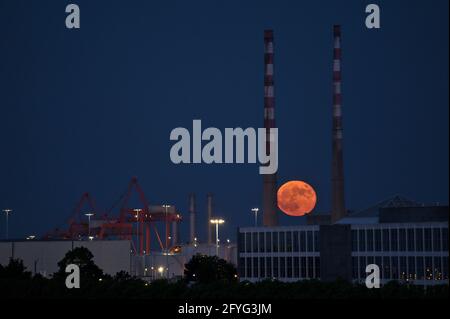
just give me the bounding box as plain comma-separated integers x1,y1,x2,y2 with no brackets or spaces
238,200,449,286
240,26,449,286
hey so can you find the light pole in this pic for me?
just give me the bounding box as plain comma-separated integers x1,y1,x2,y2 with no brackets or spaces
133,209,143,256
162,204,171,279
2,209,12,240
210,218,225,256
84,212,94,237
251,208,259,227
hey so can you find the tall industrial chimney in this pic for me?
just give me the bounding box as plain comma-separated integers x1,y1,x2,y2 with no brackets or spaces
206,193,213,244
331,25,346,223
189,193,196,244
262,29,278,227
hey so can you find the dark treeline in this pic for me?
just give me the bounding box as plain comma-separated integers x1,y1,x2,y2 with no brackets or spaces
0,248,447,299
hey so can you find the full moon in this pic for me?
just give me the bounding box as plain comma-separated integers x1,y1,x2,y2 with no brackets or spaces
277,180,317,216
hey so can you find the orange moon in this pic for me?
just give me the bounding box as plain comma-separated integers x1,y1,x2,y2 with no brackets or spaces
277,181,317,216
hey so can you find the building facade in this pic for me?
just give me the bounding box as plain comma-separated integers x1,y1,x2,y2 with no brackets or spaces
238,202,449,286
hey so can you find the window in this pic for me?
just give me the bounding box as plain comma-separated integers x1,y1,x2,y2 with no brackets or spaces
272,232,278,252
416,228,423,252
293,231,299,252
407,229,415,251
359,229,366,251
442,228,448,251
408,256,415,280
253,257,259,278
433,228,441,252
279,232,285,252
382,229,389,251
307,231,313,252
259,232,265,253
399,256,407,280
443,257,448,280
399,229,406,251
300,257,306,278
245,232,251,253
307,257,314,278
375,229,382,251
286,232,292,252
390,229,398,251
434,256,442,280
266,232,272,253
287,257,292,278
416,256,424,280
391,256,398,280
367,229,374,251
300,231,306,252
294,257,299,278
424,228,432,251
266,257,272,278
314,231,319,252
273,257,279,278
252,232,258,252
383,256,390,280
425,257,433,280
280,257,286,277
359,256,366,279
260,257,265,278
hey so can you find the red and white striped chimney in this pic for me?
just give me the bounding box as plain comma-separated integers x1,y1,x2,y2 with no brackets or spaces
262,29,278,227
331,25,346,223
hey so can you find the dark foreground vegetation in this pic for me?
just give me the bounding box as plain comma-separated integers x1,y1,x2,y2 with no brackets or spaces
0,247,447,299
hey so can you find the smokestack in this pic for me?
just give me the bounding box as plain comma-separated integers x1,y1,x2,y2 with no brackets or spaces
331,25,346,223
207,193,213,244
171,219,179,246
189,193,196,244
262,29,278,227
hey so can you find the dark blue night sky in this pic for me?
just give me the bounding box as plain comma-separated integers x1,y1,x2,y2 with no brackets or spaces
0,0,448,243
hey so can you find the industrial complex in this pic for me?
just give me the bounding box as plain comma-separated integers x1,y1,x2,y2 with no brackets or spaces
0,25,448,286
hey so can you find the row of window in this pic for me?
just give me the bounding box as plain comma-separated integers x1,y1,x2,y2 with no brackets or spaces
239,256,320,279
238,230,320,253
351,227,448,252
352,255,449,281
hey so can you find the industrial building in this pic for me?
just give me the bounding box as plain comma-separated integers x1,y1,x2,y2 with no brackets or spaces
238,201,449,285
237,25,449,286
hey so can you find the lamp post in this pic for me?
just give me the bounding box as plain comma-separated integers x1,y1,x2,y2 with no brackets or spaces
84,212,94,237
210,218,225,256
133,209,143,255
251,208,259,227
2,209,12,240
162,204,171,279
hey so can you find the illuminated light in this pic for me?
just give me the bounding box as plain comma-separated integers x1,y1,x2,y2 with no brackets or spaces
157,266,164,274
210,219,225,224
98,278,103,282
277,180,317,216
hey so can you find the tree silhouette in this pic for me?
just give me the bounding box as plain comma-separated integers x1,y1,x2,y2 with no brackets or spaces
184,254,238,284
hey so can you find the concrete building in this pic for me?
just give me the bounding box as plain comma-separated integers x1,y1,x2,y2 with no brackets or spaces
0,240,132,277
237,200,449,286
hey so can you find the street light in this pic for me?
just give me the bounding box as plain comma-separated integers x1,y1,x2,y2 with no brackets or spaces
251,208,259,227
2,209,12,240
210,218,225,256
84,212,94,237
162,204,171,279
133,209,143,255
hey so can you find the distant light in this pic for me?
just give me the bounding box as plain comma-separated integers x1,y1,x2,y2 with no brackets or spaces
227,239,230,243
88,236,94,241
157,266,164,273
210,218,225,224
84,212,94,217
98,278,103,282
